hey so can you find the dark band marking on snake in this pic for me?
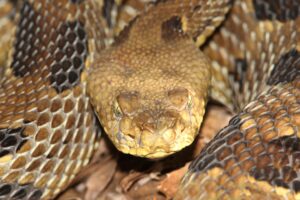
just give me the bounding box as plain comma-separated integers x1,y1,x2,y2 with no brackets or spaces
50,20,88,93
253,0,300,22
267,49,300,85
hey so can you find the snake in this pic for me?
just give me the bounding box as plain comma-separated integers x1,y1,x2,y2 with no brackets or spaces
0,0,299,199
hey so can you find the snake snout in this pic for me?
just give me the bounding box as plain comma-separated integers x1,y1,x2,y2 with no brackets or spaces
119,110,181,139
117,107,195,158
103,88,204,158
135,110,180,134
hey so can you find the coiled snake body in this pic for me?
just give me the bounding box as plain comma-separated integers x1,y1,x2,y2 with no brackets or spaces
0,0,299,199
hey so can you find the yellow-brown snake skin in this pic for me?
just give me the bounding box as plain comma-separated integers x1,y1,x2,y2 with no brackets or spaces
0,0,300,199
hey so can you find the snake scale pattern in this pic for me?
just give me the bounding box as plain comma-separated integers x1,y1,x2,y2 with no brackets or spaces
0,0,299,199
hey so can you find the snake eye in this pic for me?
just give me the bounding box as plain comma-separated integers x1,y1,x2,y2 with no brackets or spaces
187,94,193,109
167,88,190,110
113,101,123,119
116,92,139,115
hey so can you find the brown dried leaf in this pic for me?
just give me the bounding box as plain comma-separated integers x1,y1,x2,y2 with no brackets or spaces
102,192,129,200
158,164,189,199
57,188,83,200
121,171,161,192
120,171,148,192
126,180,164,200
85,158,117,200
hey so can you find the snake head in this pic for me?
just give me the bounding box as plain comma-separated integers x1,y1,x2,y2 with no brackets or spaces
88,62,208,159
109,87,204,158
87,30,210,159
